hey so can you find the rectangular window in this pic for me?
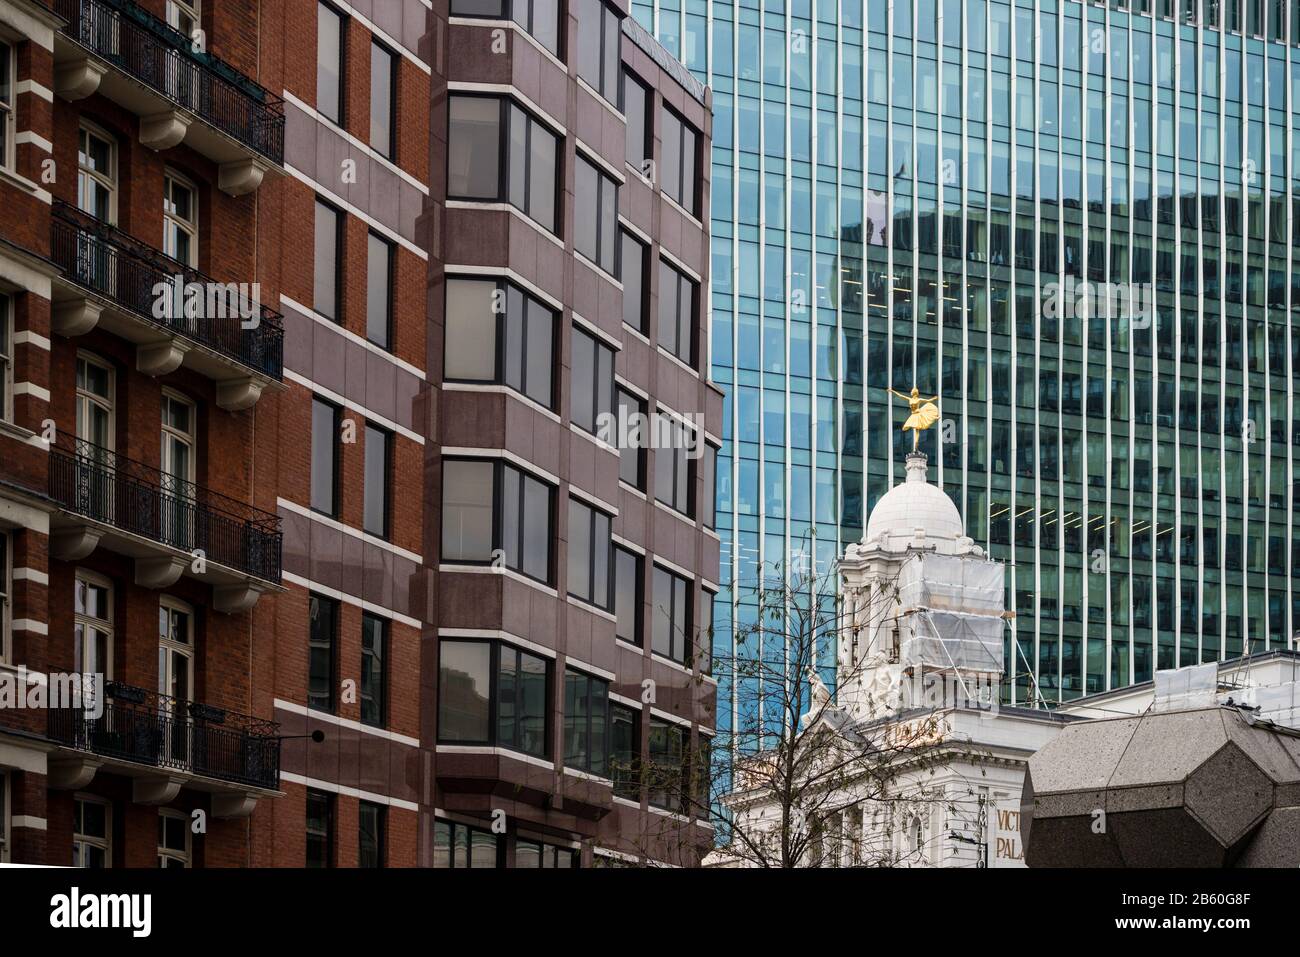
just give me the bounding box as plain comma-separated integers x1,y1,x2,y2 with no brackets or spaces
0,41,13,170
308,594,338,712
306,789,334,868
366,231,393,348
616,387,645,488
158,810,190,868
658,260,697,367
622,70,650,175
369,40,396,158
310,397,340,516
575,155,617,274
576,0,620,103
614,545,642,646
314,198,343,321
441,459,553,583
359,801,385,867
567,498,611,609
564,668,610,776
73,796,110,868
652,565,691,664
449,0,559,55
447,95,559,233
360,612,387,728
433,818,499,868
363,424,390,538
611,703,639,799
647,717,686,811
699,589,715,675
77,125,115,221
317,2,346,124
619,231,648,333
444,277,555,408
654,415,695,517
437,639,549,759
0,525,7,667
701,443,718,530
515,838,576,868
570,326,614,436
661,107,700,214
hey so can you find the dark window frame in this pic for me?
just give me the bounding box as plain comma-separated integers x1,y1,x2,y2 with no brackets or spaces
618,229,649,334
701,442,718,530
446,93,561,234
433,817,502,868
441,457,555,585
566,497,613,610
306,788,335,868
657,259,697,368
570,325,615,436
620,69,652,177
613,544,643,647
615,386,646,489
436,638,552,760
360,611,388,729
308,593,339,713
314,197,345,323
369,38,398,159
363,422,392,539
610,701,640,799
443,275,558,410
366,230,395,349
448,0,562,57
661,106,700,215
651,564,692,665
575,153,618,274
653,414,696,518
317,1,348,126
358,800,386,868
310,396,341,518
563,666,610,776
575,0,620,103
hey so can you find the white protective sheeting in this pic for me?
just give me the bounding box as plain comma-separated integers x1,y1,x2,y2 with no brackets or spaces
901,609,1005,674
1152,662,1219,711
896,552,1005,616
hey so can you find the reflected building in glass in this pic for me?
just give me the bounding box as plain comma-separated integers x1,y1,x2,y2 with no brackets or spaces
638,0,1300,737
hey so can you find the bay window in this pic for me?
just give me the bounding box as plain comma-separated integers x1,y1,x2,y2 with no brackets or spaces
661,107,701,214
437,639,550,758
613,545,642,646
570,326,614,436
620,231,649,333
654,415,696,517
575,155,618,274
441,458,554,583
652,565,691,664
450,0,560,56
444,276,556,409
575,0,620,103
448,94,559,233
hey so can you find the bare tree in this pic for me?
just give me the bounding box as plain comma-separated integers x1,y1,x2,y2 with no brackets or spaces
618,539,977,867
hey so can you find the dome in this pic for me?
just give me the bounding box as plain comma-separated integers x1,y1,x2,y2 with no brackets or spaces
864,453,965,552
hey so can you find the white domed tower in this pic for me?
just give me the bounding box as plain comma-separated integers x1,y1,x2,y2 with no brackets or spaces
837,452,1008,720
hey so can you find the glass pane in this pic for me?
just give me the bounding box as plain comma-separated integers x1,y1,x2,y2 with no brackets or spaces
317,3,343,122
448,96,501,198
369,43,394,156
444,279,497,381
438,641,491,742
441,461,494,561
366,233,391,348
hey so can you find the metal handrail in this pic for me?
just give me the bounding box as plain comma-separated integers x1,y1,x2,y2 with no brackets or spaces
51,200,284,380
54,0,285,163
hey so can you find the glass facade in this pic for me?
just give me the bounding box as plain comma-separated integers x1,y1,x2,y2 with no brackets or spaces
641,0,1300,737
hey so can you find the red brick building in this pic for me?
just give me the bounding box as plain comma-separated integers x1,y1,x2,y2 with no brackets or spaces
0,0,715,869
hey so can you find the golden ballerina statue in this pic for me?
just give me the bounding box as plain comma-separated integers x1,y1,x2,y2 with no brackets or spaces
888,387,940,451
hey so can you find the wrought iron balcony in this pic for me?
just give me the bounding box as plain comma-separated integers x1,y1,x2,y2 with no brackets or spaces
53,0,284,165
48,680,281,790
47,432,283,585
51,200,284,386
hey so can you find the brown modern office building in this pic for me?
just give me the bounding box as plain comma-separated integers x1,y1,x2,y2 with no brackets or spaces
0,0,714,869
426,2,719,867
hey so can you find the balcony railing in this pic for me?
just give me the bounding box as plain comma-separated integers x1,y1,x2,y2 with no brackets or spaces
48,680,280,789
51,201,284,381
53,0,284,163
48,432,283,584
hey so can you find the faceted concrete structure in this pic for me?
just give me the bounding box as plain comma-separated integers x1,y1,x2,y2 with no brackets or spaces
1022,706,1300,867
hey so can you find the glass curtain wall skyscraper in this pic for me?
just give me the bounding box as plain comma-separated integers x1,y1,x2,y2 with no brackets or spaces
637,0,1300,744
